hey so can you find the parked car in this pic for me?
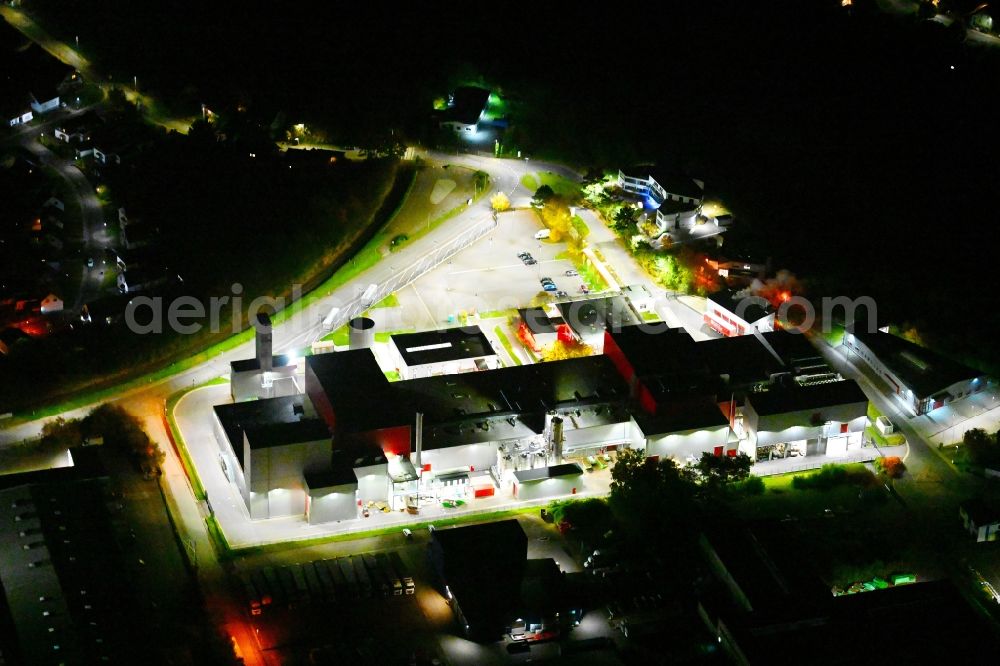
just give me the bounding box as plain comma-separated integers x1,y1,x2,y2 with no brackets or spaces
541,282,557,292
534,229,551,240
564,269,578,277
555,290,568,298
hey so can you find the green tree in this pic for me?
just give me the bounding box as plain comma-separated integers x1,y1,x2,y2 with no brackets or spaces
695,452,753,486
40,417,82,449
490,191,511,212
609,448,699,555
531,184,555,208
473,170,489,195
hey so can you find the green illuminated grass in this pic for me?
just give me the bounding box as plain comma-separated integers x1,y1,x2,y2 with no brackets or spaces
165,379,227,501
494,325,522,366
520,173,540,192
571,214,590,238
371,292,400,309
375,329,416,343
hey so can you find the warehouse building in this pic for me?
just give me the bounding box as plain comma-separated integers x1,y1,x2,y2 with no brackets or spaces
704,290,775,337
843,328,987,415
738,380,869,462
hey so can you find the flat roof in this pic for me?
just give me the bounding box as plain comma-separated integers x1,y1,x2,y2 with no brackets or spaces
230,353,295,373
555,296,640,335
606,323,713,382
444,86,491,125
746,380,868,417
213,395,328,468
622,166,704,199
391,326,495,367
849,329,984,399
306,350,403,433
513,462,584,482
698,334,784,386
707,289,773,325
518,307,559,334
634,398,729,436
304,464,356,490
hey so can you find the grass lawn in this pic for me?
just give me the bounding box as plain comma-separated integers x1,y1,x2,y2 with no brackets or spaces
374,328,416,344
580,262,609,292
740,464,877,520
494,325,522,366
479,308,516,320
538,171,581,200
520,172,582,201
571,214,590,238
642,311,661,322
322,324,350,346
371,292,400,309
384,370,401,381
822,321,845,346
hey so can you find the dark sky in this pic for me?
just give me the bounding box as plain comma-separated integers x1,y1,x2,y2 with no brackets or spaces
26,0,1000,369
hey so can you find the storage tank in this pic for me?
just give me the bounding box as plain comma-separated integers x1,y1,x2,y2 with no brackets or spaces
349,316,375,350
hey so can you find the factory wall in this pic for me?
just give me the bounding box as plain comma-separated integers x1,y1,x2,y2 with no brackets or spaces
513,473,583,501
245,439,331,520
644,424,732,460
422,442,499,475
354,463,389,504
307,483,359,524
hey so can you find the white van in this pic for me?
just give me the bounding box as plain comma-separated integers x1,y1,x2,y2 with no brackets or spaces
534,229,551,240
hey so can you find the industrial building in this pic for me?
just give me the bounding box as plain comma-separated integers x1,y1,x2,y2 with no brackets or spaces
438,86,491,134
429,520,578,641
229,312,298,401
704,289,775,337
0,448,149,664
211,319,871,524
843,328,987,415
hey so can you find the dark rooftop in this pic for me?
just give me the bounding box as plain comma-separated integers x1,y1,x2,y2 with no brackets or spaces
961,498,1000,526
633,397,729,436
391,326,496,367
513,462,584,483
213,395,329,468
555,296,640,336
304,462,357,490
848,329,985,399
707,289,774,325
622,166,705,200
443,86,491,126
305,350,401,433
746,380,868,416
698,333,784,386
518,307,560,334
230,353,294,373
605,323,713,382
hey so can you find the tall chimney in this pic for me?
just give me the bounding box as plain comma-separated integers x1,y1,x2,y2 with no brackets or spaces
414,412,423,471
255,311,273,372
550,416,564,461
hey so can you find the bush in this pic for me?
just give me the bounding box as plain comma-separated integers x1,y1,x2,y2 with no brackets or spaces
791,464,873,491
733,475,765,496
875,456,906,479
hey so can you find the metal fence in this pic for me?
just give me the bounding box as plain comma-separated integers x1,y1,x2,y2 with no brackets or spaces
318,215,498,338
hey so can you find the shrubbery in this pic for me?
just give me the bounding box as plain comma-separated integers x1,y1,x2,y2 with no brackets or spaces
39,404,165,472
791,464,873,491
874,456,906,479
